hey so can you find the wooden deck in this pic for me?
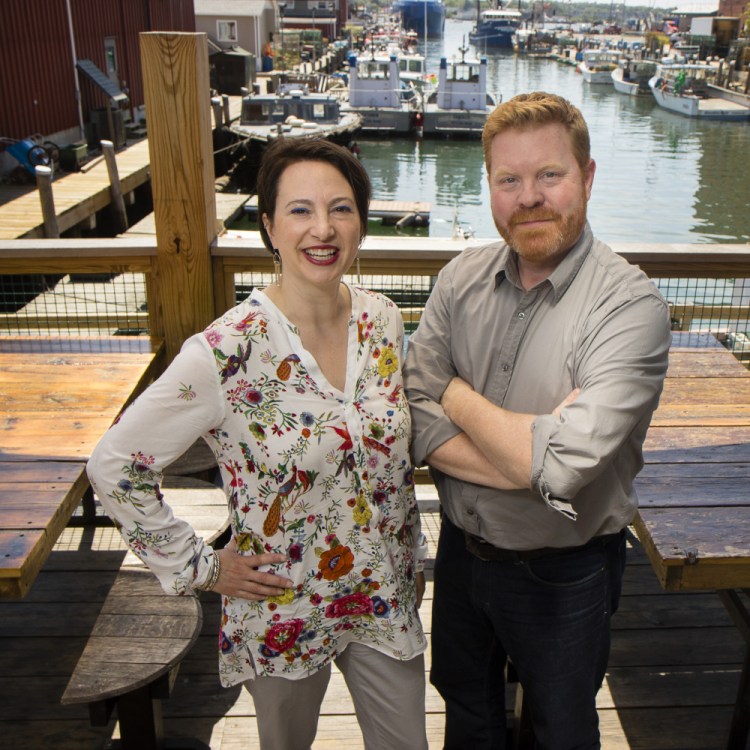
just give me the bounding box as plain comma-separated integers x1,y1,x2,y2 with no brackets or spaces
0,488,745,749
0,139,152,240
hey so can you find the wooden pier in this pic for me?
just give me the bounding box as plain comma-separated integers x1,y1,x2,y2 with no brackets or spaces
0,139,152,240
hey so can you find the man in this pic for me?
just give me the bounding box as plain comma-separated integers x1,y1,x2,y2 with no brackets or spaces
404,92,671,749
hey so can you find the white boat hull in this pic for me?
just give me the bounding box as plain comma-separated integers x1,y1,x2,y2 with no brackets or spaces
612,77,638,95
580,64,614,84
649,78,750,121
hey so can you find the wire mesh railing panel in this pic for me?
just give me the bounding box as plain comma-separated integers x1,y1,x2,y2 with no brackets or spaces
656,276,750,365
234,270,436,337
0,272,150,337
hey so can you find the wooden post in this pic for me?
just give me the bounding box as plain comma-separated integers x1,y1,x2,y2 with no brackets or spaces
140,32,217,363
211,96,223,129
35,166,60,239
106,98,117,147
221,94,231,125
101,140,129,233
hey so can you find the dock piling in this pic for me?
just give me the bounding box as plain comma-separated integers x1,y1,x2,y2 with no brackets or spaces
34,166,59,239
101,140,128,233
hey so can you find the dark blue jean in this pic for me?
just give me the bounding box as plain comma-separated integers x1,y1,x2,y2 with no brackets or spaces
431,514,626,750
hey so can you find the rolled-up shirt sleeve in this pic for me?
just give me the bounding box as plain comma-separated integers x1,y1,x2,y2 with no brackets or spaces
86,334,226,595
404,266,462,466
531,292,671,504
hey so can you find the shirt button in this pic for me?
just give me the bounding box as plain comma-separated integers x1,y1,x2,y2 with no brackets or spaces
502,364,510,372
466,509,475,516
517,312,526,319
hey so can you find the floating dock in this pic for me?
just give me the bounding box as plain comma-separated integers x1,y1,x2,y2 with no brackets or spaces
243,195,431,227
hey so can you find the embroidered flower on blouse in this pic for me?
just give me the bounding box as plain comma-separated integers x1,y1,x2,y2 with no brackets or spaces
267,587,295,606
352,492,372,526
318,544,354,581
263,618,305,653
324,592,374,618
377,344,398,378
178,383,196,401
371,596,391,617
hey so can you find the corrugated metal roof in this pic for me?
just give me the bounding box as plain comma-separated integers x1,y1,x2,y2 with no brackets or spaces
194,0,271,17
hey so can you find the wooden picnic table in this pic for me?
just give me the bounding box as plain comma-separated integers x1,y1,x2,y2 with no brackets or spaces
633,331,750,749
0,336,164,598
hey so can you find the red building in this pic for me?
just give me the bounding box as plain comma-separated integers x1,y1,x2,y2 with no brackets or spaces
0,0,194,173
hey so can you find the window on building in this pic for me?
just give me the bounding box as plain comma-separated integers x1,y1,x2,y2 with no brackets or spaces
217,20,238,43
104,37,119,86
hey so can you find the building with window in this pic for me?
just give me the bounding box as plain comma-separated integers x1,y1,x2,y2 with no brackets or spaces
0,0,195,176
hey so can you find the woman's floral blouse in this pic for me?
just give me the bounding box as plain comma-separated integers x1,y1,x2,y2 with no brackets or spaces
87,285,427,686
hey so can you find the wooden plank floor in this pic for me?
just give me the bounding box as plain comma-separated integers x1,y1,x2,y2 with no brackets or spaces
0,494,745,749
0,139,152,240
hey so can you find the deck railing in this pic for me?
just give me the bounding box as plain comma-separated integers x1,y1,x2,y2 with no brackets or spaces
1,235,749,367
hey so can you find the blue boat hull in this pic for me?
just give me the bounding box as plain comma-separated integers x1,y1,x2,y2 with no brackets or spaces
468,24,517,49
397,1,446,37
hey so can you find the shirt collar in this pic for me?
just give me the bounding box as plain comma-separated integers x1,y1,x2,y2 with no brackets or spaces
493,222,594,301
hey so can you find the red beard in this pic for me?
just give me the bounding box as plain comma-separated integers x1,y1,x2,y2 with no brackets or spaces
496,201,588,264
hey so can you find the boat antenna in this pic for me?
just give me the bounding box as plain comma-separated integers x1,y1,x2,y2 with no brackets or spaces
458,37,469,62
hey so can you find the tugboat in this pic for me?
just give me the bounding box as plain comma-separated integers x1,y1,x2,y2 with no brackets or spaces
469,1,522,50
341,54,422,135
421,43,496,137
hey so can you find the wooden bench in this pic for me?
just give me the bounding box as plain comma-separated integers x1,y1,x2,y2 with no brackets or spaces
61,476,229,750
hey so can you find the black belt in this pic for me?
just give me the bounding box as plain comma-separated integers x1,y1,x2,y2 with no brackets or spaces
464,530,623,563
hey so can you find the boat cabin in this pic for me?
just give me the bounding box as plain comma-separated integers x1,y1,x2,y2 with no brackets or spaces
240,84,343,125
435,52,488,111
347,55,418,108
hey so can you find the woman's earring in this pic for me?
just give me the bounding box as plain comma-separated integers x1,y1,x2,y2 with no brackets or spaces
272,250,282,285
356,255,362,285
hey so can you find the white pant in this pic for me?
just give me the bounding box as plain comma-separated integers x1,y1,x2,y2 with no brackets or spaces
245,642,428,750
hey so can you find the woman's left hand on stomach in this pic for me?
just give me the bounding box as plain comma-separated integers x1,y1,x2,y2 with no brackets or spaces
214,548,293,600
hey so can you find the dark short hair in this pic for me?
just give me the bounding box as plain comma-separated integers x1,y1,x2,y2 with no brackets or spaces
256,138,371,251
482,92,591,174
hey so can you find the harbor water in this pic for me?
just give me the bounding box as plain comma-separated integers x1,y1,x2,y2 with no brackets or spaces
360,19,750,244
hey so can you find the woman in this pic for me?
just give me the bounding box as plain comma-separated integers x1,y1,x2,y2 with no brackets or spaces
87,138,428,750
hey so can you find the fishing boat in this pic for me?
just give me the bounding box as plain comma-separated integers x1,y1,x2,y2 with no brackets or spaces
341,54,423,135
611,59,657,96
648,64,750,121
469,2,522,50
233,83,362,143
395,0,446,38
421,45,496,137
578,48,618,84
